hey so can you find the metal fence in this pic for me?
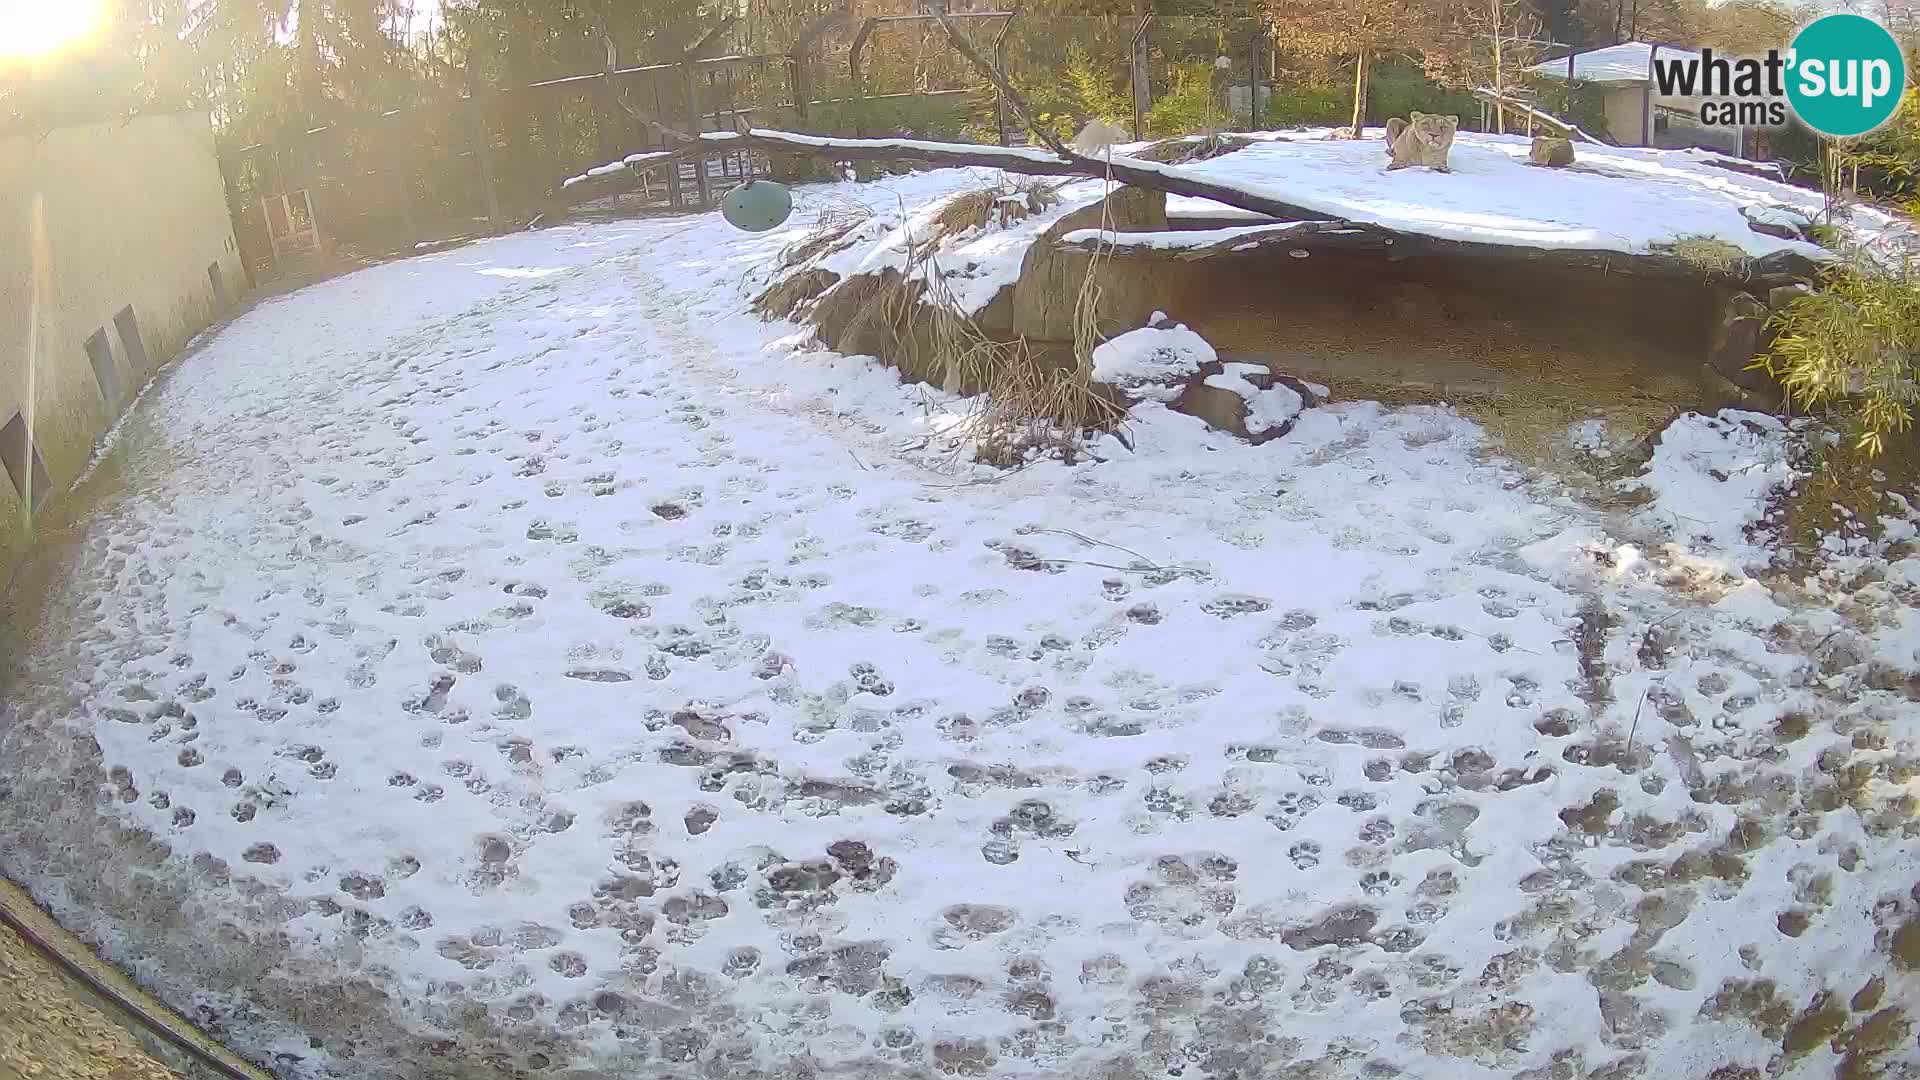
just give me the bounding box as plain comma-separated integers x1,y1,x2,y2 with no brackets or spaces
216,13,1507,274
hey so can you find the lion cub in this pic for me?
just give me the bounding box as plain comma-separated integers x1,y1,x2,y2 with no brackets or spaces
1384,112,1458,172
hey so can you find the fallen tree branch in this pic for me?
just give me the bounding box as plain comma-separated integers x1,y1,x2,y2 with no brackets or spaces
1056,220,1390,260
932,12,1067,157
542,127,1813,288
551,127,1331,222
1470,88,1609,145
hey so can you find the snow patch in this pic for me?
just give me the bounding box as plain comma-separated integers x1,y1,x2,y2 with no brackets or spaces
1630,409,1804,566
1091,322,1216,401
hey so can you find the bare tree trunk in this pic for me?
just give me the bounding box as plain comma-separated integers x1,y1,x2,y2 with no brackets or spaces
296,0,324,127
933,13,1068,155
501,3,534,206
1350,48,1369,138
1491,0,1506,134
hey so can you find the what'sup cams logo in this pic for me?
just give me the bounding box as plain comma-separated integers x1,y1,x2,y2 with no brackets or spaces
1651,14,1907,137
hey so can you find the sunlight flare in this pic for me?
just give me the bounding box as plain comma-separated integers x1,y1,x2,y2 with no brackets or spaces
0,0,106,62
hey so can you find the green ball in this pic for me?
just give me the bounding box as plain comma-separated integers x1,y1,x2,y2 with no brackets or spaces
721,180,794,233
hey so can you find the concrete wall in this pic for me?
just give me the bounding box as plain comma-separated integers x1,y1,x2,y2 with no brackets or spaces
1598,86,1744,156
0,111,242,582
1602,86,1651,145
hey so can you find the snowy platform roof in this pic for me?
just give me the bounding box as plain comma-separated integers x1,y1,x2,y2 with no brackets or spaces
1525,41,1698,85
1154,129,1871,259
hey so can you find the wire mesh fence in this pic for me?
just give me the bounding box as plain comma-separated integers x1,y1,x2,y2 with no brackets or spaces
215,12,1524,271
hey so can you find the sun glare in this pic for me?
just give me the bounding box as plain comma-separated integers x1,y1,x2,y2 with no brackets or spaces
0,0,106,63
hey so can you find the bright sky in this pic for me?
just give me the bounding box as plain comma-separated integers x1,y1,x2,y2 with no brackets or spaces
0,0,107,62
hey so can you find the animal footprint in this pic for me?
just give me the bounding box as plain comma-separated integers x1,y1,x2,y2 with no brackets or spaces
1288,841,1322,870
1267,791,1323,832
1359,871,1398,896
1359,817,1396,845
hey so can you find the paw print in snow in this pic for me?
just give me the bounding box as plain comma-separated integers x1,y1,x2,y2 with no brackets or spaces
1359,817,1396,845
850,662,894,697
1504,675,1538,708
1266,791,1323,832
1288,841,1321,870
1359,871,1398,896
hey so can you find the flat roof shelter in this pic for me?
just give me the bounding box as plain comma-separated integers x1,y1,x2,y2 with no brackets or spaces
1526,42,1742,155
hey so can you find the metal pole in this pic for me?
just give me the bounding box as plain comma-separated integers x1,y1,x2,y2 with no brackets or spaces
788,51,808,123
1247,22,1261,130
992,12,1016,146
658,75,681,208
1644,43,1659,146
598,34,619,163
850,17,875,138
1131,15,1153,141
1566,50,1576,117
686,61,710,207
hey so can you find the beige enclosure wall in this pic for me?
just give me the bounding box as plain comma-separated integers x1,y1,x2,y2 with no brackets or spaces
1602,86,1650,145
0,111,242,582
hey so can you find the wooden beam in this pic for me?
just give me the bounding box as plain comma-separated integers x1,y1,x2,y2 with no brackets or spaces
933,12,1065,156
551,128,1332,222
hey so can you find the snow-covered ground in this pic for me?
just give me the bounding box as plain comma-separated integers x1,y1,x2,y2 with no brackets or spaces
1170,130,1859,257
3,170,1919,1080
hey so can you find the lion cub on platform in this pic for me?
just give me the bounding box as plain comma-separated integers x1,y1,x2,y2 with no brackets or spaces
1384,112,1458,172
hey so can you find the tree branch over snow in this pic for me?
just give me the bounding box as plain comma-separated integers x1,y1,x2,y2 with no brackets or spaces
546,131,1814,287
553,127,1332,223
930,12,1069,158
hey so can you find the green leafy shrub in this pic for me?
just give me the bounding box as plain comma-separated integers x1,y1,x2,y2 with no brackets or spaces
1761,262,1920,456
1368,60,1478,127
996,45,1133,144
1824,89,1920,206
813,93,977,140
1143,62,1220,138
1261,83,1347,127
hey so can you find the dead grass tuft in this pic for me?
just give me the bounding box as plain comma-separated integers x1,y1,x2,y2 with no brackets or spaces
1658,235,1748,272
805,199,1126,467
752,268,841,321
1124,135,1256,164
926,188,1002,245
774,196,874,273
913,178,1065,261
